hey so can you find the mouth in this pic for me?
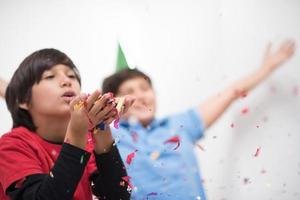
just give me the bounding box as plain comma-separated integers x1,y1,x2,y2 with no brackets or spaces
61,91,76,102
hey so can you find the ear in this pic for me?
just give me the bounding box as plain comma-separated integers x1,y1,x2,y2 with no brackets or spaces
19,102,30,110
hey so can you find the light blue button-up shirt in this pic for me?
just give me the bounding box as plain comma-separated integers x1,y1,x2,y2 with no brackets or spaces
112,108,206,200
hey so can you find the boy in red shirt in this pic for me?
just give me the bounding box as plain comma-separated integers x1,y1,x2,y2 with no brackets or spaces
0,48,135,200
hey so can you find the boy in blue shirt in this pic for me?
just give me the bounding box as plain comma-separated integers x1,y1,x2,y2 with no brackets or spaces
101,40,295,199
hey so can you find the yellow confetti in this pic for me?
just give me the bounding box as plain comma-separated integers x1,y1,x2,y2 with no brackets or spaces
74,101,84,110
150,151,160,160
116,97,125,113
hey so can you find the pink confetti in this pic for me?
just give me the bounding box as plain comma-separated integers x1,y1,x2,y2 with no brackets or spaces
113,118,120,129
270,86,277,94
293,86,299,96
126,150,138,165
130,131,139,143
261,169,267,174
254,147,261,157
241,107,249,115
163,135,180,150
120,181,125,187
196,144,205,151
262,116,268,122
230,123,235,128
121,176,134,189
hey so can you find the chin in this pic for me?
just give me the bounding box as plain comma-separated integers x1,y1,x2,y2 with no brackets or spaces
137,115,154,123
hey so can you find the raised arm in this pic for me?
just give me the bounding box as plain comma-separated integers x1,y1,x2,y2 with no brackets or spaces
0,78,8,98
199,40,295,129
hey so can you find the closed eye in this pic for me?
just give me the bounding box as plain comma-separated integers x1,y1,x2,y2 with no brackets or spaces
68,74,76,79
44,75,54,79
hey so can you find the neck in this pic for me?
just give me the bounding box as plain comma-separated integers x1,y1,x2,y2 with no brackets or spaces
141,119,152,128
34,115,70,143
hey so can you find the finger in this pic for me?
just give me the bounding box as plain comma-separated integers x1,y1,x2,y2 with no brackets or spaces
122,95,136,114
282,40,295,56
103,110,118,125
86,90,101,111
104,108,118,120
103,117,115,125
89,92,114,116
95,104,117,123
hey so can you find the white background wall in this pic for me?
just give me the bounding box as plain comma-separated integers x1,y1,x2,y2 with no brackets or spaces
0,0,299,199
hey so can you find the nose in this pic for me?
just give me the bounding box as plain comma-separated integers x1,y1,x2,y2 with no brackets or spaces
60,75,72,87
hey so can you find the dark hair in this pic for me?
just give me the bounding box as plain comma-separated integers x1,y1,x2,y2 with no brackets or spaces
102,68,152,95
5,48,81,131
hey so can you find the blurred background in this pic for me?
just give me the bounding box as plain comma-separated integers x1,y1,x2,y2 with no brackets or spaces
0,0,299,199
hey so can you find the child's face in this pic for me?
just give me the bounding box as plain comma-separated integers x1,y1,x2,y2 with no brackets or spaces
117,77,156,126
22,64,81,119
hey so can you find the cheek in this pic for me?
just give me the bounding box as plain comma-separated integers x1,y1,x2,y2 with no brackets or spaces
146,93,156,105
73,81,81,92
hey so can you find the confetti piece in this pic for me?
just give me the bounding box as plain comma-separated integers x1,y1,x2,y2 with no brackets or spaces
241,107,249,114
80,155,84,164
262,116,268,122
114,118,120,129
97,122,106,130
121,176,134,189
126,150,138,165
196,144,205,151
74,101,84,110
146,192,158,197
293,86,299,96
270,86,277,94
261,169,267,174
116,97,125,113
243,178,250,184
120,181,125,187
50,171,54,178
230,123,235,128
150,151,160,160
254,147,261,157
130,131,139,143
163,135,180,150
113,137,120,146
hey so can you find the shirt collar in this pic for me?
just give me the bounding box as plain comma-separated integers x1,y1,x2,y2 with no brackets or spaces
119,117,168,131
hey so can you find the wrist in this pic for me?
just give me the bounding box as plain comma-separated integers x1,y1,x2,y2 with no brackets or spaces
65,129,87,150
93,127,114,154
